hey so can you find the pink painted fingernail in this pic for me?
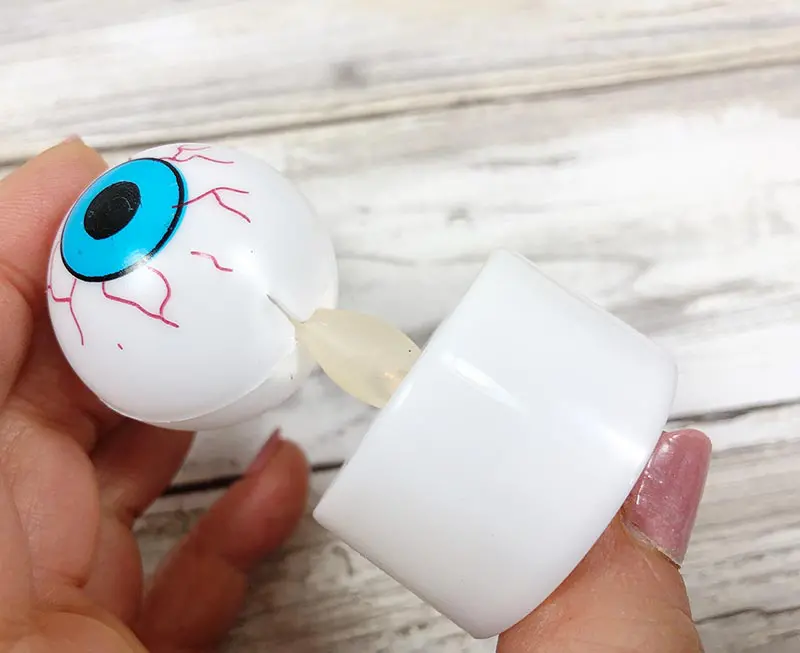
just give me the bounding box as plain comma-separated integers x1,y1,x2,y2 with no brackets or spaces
245,429,283,477
622,429,712,566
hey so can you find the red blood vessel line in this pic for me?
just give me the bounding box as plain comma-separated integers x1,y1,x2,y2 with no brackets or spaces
101,266,179,329
190,250,234,272
160,144,233,165
175,187,251,223
47,278,84,346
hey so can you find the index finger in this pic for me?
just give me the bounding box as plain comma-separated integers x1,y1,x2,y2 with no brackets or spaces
0,138,106,401
0,138,107,308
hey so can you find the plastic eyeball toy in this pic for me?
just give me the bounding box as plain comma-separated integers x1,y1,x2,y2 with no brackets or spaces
46,142,681,640
47,143,338,431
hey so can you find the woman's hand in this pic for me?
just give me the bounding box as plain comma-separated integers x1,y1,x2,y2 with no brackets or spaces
0,138,309,652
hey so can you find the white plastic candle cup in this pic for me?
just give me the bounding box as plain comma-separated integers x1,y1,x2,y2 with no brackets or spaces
314,250,677,639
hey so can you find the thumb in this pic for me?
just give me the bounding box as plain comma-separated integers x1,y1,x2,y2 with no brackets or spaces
498,429,711,653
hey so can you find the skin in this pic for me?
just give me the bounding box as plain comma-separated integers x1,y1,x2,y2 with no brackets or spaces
0,140,704,653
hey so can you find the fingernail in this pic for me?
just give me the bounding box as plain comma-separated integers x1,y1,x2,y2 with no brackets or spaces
61,134,83,144
245,429,283,477
622,429,712,566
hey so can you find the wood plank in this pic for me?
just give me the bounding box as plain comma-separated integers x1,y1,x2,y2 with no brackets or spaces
138,62,800,480
3,1,800,160
137,409,800,652
6,61,800,480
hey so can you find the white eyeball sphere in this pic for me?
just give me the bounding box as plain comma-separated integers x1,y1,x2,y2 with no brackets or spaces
46,143,337,431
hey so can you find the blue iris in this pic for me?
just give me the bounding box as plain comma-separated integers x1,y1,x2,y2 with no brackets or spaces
60,158,187,281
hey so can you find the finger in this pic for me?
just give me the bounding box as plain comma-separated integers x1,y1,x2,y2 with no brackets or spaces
93,422,195,528
83,422,194,623
0,409,100,594
2,138,121,451
0,470,33,631
0,136,106,306
6,319,122,452
0,138,106,405
135,433,309,653
498,429,711,653
0,331,113,597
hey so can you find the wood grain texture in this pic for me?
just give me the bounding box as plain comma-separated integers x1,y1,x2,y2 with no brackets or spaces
2,5,800,481
3,0,800,160
6,59,800,481
137,407,800,653
119,61,800,482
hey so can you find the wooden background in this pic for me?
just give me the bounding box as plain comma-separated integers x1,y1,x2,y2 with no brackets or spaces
3,1,800,651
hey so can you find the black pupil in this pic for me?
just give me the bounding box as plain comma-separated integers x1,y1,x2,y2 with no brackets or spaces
83,181,141,240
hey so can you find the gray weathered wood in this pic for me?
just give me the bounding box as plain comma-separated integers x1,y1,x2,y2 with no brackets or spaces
2,1,800,160
137,406,800,652
140,61,800,482
6,60,800,481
